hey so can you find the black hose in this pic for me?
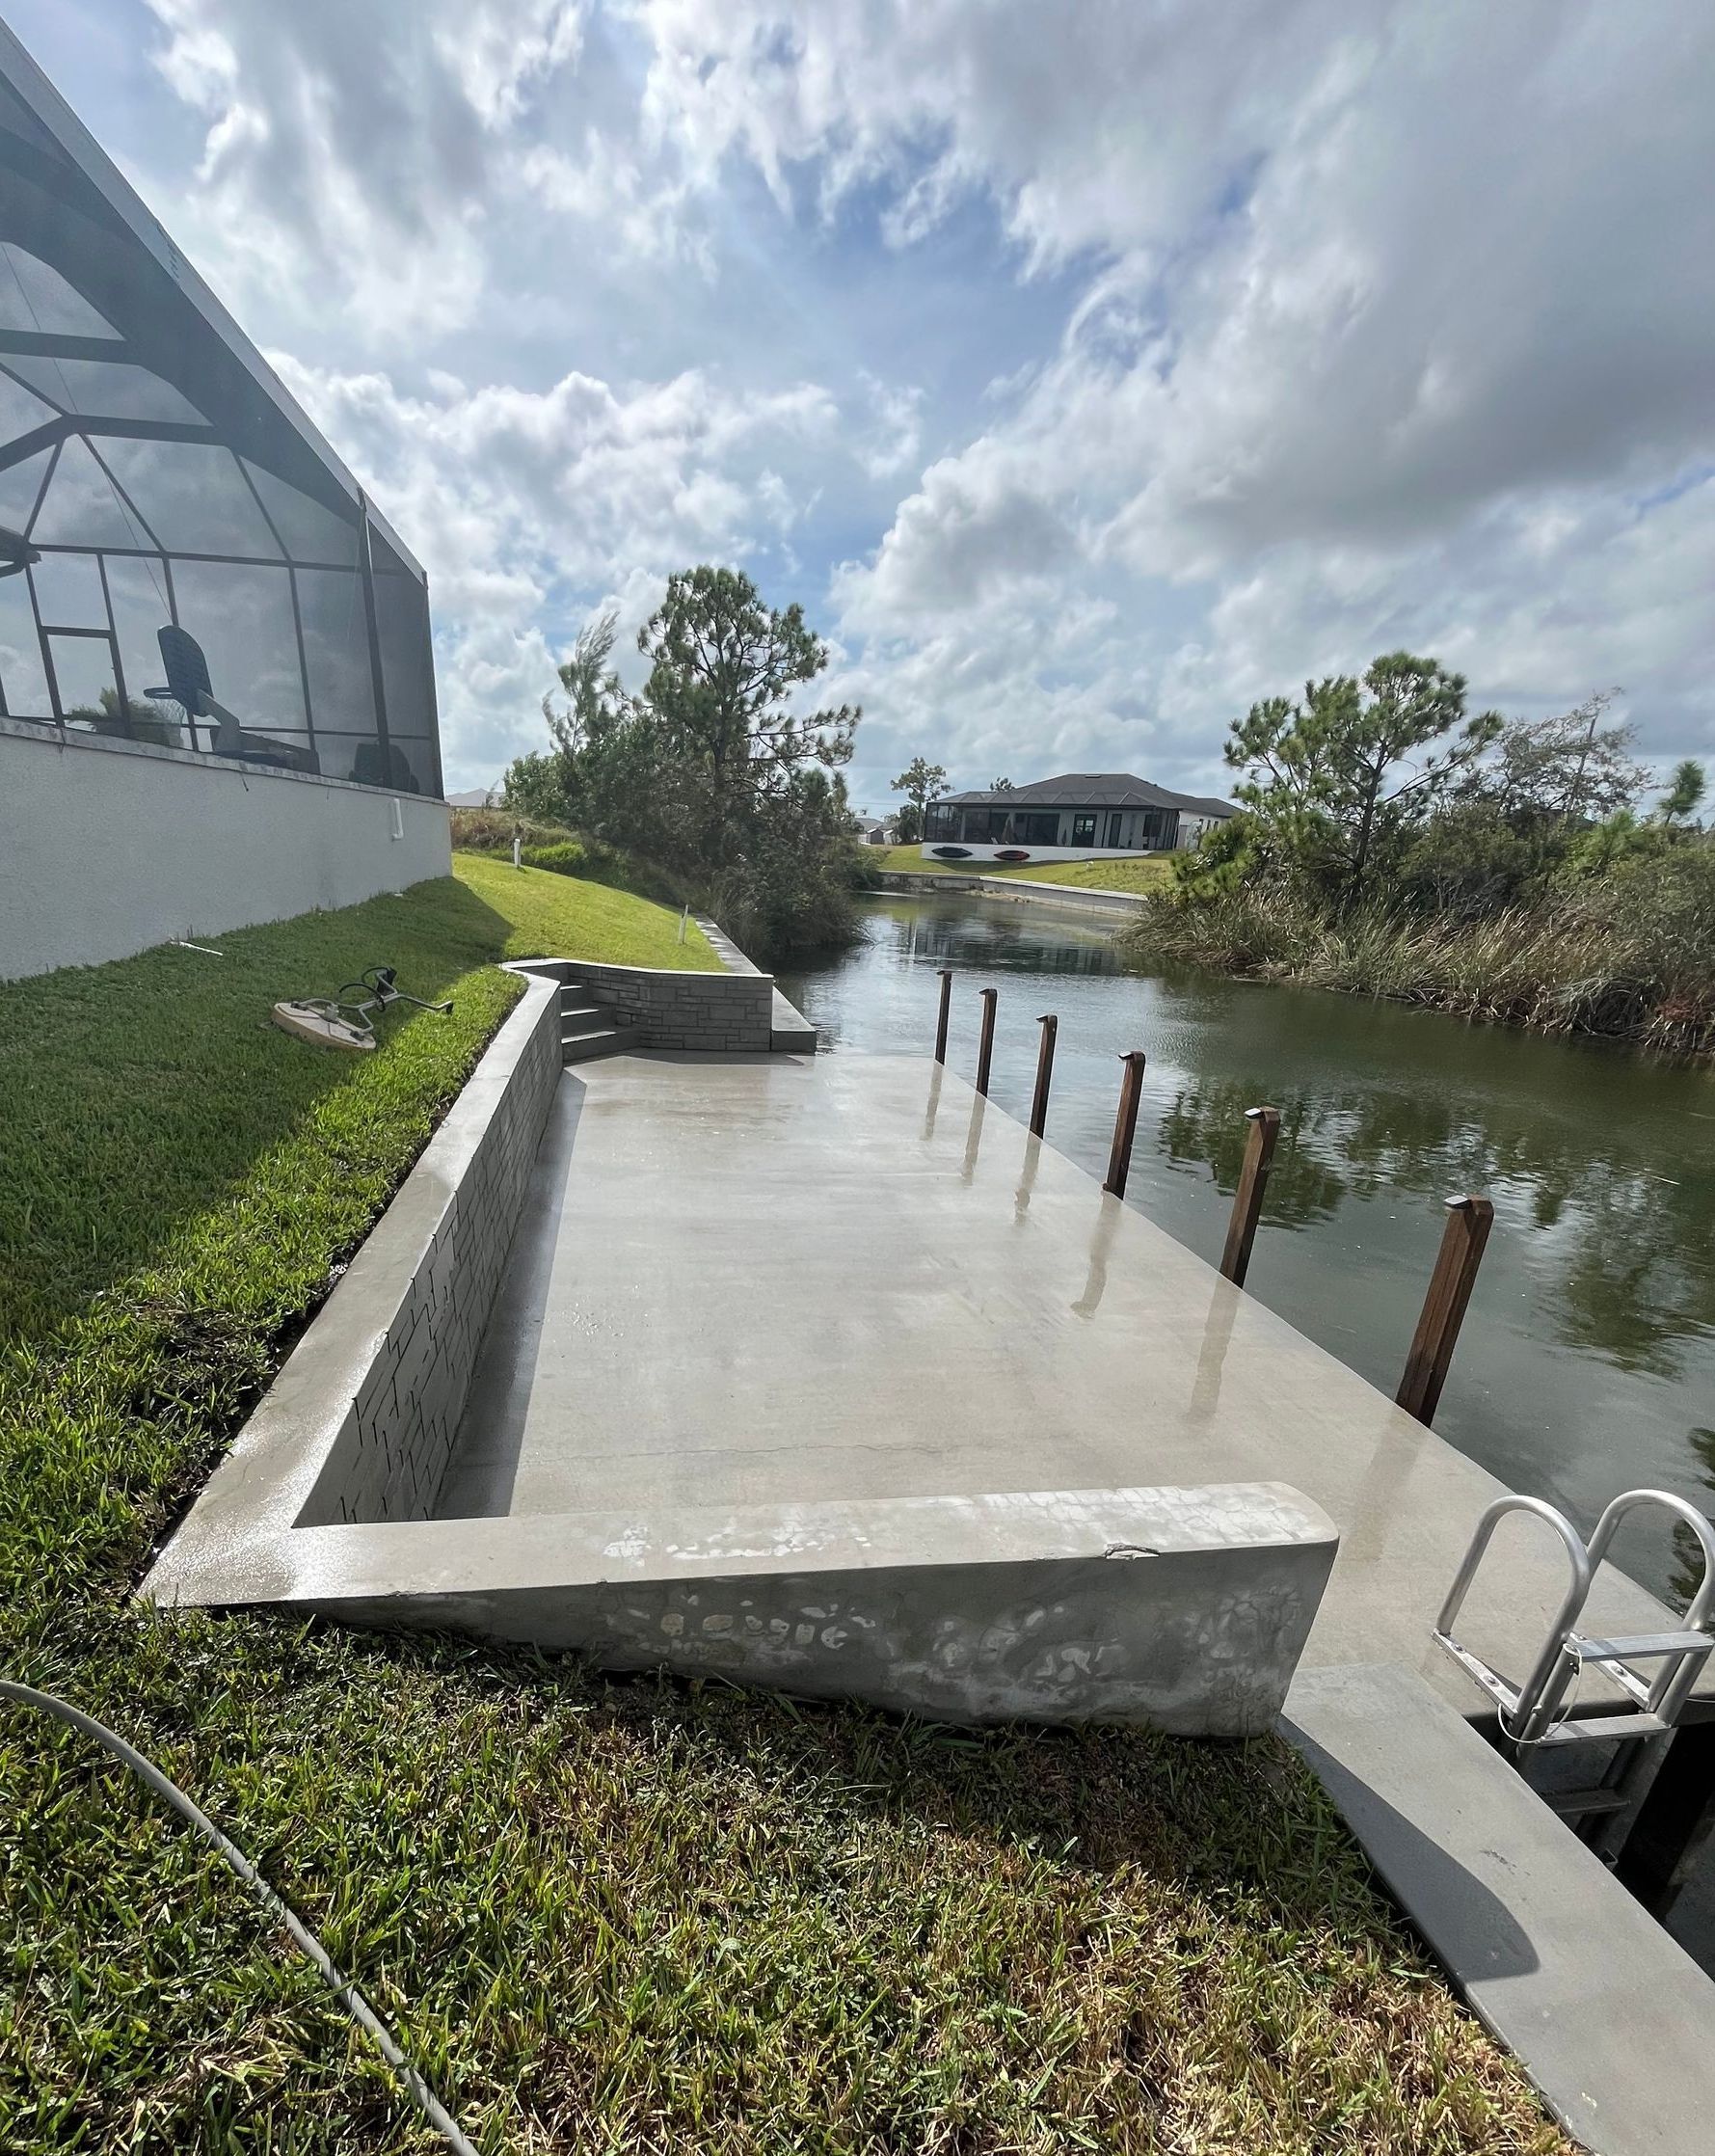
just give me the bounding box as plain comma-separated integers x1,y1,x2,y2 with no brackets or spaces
0,1678,478,2156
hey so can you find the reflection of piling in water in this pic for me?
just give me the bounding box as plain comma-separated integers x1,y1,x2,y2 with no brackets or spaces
1013,1132,1043,1222
921,1062,944,1142
1030,1013,1058,1138
1189,1280,1238,1425
1071,1197,1121,1319
962,1093,986,1184
1220,1105,1280,1288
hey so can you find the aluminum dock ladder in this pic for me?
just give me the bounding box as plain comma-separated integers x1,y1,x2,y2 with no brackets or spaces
1435,1489,1715,1845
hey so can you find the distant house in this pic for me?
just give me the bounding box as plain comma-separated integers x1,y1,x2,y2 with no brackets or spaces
446,787,497,809
924,773,1236,855
849,813,890,847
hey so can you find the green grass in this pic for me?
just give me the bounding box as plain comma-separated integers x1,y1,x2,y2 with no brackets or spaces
452,849,717,971
0,880,1572,2151
870,846,1174,893
1005,855,1174,893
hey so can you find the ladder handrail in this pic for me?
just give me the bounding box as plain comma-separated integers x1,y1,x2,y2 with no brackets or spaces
1435,1495,1592,1740
1585,1490,1715,1719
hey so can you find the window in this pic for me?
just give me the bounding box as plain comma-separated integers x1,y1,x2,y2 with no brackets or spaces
170,560,306,736
1106,811,1125,847
0,89,441,793
96,441,281,559
30,550,105,627
294,566,377,737
1070,812,1098,845
0,574,50,718
244,462,361,568
45,629,119,727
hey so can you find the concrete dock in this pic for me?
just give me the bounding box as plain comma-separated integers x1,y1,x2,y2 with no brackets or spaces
436,1050,1681,1710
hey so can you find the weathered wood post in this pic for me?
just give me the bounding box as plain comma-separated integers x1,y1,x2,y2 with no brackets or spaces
933,969,953,1065
1103,1051,1147,1198
1219,1105,1281,1288
975,987,998,1097
1396,1196,1494,1426
1029,1014,1058,1138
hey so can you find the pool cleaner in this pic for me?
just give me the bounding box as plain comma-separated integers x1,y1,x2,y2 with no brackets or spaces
272,964,452,1051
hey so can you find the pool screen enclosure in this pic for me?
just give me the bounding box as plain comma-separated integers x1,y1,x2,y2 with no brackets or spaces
0,24,442,796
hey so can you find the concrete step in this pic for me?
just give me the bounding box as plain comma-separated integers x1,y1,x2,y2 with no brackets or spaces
559,1005,612,1037
561,1028,633,1065
1283,1662,1715,2155
769,984,817,1054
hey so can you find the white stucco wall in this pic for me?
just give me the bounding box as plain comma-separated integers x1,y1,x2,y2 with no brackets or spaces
0,718,452,981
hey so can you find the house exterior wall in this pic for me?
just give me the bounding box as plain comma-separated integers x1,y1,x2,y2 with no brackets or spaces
928,805,1185,852
0,717,451,980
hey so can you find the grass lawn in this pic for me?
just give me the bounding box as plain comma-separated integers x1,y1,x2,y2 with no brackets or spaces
453,849,718,971
1005,855,1175,893
869,846,1174,894
0,878,1570,2150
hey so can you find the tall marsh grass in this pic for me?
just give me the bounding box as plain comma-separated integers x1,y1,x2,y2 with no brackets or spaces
1122,862,1715,1056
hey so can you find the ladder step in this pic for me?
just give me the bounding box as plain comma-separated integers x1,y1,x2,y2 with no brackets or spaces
1568,1631,1714,1664
1541,1787,1634,1818
1542,1711,1674,1743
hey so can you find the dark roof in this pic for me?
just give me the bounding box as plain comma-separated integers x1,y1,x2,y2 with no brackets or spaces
941,772,1236,817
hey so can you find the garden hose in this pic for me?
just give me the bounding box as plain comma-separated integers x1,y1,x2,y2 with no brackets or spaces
0,1678,478,2156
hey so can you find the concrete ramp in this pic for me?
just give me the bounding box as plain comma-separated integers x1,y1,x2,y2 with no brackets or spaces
1284,1664,1715,2155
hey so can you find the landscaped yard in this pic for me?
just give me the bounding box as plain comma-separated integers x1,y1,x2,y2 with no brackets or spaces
0,872,1570,2152
869,844,1175,893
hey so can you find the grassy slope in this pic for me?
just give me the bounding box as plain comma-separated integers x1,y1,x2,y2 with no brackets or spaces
453,849,718,970
0,887,1569,2151
870,846,1173,893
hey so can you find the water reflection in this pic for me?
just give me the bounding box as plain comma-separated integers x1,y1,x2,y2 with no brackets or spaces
1154,1069,1715,1381
780,894,1715,1600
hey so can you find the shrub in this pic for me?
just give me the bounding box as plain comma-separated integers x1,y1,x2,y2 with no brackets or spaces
449,806,575,852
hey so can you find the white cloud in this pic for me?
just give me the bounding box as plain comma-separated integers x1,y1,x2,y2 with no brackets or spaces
96,0,1715,797
270,354,846,781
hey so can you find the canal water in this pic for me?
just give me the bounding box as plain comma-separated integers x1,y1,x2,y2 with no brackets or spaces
778,893,1715,1609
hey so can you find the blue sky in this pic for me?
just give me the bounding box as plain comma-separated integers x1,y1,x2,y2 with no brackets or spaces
12,0,1714,810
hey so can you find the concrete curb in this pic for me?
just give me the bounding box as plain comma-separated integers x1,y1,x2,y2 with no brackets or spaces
1285,1662,1715,2155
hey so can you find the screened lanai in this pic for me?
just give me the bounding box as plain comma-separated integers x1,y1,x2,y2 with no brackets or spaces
0,52,440,795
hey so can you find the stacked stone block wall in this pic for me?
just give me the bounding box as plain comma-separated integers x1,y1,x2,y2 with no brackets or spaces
297,978,561,1526
510,952,774,1054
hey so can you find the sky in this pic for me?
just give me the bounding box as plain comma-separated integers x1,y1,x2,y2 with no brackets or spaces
10,0,1714,811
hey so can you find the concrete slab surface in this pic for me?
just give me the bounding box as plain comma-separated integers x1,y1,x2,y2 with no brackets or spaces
436,1051,1684,1712
1284,1664,1715,2155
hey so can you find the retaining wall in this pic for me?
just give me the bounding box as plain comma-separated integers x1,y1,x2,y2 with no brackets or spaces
511,953,776,1053
0,717,451,980
153,974,562,1543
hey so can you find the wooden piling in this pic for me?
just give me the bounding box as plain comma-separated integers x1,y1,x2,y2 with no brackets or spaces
1029,1014,1058,1138
933,969,953,1065
975,988,998,1096
1103,1051,1147,1198
1396,1196,1494,1426
1219,1105,1280,1289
